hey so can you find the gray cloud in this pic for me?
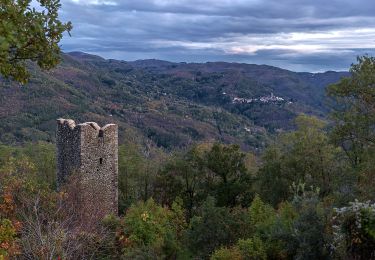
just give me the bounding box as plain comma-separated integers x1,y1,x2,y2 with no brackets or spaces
59,0,375,71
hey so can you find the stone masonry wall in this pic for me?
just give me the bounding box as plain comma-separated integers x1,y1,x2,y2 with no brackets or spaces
56,119,118,222
56,119,81,187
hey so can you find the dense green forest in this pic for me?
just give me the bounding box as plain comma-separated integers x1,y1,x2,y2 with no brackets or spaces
1,57,375,259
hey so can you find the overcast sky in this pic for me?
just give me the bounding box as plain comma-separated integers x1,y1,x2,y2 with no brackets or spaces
57,0,375,72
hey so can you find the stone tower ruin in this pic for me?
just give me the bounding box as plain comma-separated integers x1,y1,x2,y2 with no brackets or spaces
56,119,118,222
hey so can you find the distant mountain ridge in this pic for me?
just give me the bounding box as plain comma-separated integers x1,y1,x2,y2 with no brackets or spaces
0,52,349,150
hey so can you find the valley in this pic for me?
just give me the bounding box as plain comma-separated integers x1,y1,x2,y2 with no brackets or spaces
0,52,349,150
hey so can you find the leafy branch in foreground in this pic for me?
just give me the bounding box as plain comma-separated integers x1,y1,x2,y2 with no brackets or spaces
0,0,72,84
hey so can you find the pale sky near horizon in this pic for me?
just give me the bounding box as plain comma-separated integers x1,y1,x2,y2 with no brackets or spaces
56,0,375,72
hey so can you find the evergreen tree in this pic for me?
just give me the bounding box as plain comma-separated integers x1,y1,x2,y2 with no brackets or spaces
327,56,375,198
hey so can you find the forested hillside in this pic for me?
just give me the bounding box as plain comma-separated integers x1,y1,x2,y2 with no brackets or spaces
0,52,348,150
4,53,375,260
3,0,375,258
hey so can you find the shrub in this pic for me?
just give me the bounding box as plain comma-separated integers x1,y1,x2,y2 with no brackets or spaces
333,200,375,259
0,218,19,257
122,199,182,258
210,246,243,260
237,237,267,260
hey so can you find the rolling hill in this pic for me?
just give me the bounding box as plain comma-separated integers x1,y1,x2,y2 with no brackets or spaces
0,52,349,150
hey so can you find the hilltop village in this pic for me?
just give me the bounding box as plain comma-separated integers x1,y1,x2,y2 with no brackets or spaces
230,92,291,104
